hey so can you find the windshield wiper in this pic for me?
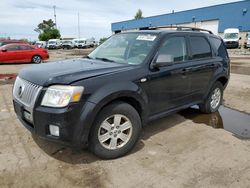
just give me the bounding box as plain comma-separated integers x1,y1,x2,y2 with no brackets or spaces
84,55,93,59
95,57,115,63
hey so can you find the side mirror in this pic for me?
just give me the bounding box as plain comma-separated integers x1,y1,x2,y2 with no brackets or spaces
1,49,7,52
154,54,174,67
239,37,242,40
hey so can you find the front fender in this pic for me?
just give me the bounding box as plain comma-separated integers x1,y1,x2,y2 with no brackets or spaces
88,81,147,107
74,81,148,146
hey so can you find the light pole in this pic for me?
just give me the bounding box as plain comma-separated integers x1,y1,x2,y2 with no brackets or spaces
53,5,57,28
78,12,80,39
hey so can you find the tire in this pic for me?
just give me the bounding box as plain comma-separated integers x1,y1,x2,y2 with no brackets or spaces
199,82,223,113
89,102,142,159
32,55,42,64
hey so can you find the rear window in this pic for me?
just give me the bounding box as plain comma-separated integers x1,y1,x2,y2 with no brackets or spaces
190,36,212,59
209,37,228,59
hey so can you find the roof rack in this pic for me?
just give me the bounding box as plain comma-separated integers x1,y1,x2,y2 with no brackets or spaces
148,26,213,34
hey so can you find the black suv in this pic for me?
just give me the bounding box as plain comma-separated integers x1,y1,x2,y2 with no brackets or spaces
13,28,230,159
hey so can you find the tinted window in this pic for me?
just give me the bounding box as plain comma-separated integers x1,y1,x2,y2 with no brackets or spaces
6,45,20,51
210,37,228,59
190,37,212,59
20,45,34,50
158,37,188,62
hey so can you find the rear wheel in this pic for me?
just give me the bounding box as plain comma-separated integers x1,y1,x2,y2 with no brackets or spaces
199,82,223,113
89,102,141,159
32,55,42,64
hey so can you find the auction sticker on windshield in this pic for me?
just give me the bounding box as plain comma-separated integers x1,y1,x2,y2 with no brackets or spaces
136,35,156,41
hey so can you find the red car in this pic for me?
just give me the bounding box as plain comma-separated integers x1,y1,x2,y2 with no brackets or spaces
0,43,49,64
0,39,27,47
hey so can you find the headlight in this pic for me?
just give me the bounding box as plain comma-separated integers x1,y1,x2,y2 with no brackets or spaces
41,85,84,107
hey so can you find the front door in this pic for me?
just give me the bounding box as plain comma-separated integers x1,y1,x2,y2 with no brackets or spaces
146,35,192,115
0,45,22,63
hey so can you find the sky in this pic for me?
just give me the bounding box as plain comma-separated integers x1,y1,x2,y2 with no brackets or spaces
0,0,239,40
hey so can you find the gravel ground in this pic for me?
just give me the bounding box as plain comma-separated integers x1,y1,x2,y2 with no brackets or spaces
0,74,250,187
0,49,250,187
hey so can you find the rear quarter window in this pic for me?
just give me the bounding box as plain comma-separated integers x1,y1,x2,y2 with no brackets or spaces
209,37,228,59
190,36,212,59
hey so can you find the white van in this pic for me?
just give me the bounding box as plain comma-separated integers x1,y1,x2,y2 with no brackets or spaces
73,39,80,48
86,38,95,48
62,40,75,49
76,38,87,48
245,32,250,48
47,39,61,49
223,28,241,49
35,41,47,48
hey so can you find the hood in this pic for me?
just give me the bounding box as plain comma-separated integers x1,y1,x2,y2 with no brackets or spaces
223,38,239,42
18,58,131,86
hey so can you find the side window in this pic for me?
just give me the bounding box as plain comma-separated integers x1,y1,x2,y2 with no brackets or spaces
6,45,20,51
20,45,34,50
158,37,188,62
209,37,228,59
190,36,212,59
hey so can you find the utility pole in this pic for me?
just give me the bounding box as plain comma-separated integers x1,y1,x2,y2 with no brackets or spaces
53,5,57,28
78,12,80,39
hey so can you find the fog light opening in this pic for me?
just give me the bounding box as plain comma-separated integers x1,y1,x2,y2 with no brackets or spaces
49,125,60,137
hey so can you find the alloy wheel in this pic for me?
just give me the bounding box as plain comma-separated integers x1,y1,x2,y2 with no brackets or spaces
98,114,133,150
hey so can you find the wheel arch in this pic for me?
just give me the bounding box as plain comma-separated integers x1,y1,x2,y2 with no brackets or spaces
203,73,229,101
31,54,43,62
75,82,149,146
216,76,228,88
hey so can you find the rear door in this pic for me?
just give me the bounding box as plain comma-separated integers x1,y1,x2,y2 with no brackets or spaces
19,45,35,62
187,34,217,101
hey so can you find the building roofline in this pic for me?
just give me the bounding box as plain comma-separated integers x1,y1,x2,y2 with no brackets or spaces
112,0,247,25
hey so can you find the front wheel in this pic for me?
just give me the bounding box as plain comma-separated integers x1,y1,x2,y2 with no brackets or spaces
199,82,223,113
89,102,141,159
32,55,42,64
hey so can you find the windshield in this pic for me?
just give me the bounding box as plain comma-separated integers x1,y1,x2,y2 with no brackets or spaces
224,33,239,40
88,33,157,65
49,41,56,44
63,41,72,44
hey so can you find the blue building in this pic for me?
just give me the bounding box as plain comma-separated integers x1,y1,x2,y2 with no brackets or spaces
111,1,250,35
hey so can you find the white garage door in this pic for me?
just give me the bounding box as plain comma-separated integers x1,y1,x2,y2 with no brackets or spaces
200,20,219,35
175,20,219,35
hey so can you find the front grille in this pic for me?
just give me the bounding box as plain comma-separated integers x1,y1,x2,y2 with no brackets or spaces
13,77,42,107
226,41,236,45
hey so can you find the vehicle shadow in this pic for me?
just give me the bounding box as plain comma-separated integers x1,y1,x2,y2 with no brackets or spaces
0,62,32,65
141,114,186,141
32,134,146,164
32,113,186,164
32,134,99,164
